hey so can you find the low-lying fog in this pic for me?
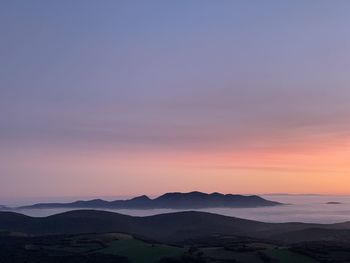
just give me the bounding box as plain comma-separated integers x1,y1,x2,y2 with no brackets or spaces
9,195,350,224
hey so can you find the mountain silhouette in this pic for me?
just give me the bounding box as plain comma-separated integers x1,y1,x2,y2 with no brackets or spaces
19,191,281,210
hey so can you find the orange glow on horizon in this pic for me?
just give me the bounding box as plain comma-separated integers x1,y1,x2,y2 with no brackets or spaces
2,134,349,199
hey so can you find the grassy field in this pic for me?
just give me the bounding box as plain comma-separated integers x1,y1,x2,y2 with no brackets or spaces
35,233,184,263
199,244,317,263
201,247,265,263
100,239,184,263
263,248,318,263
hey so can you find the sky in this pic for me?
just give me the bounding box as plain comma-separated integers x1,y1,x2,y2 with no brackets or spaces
1,0,350,202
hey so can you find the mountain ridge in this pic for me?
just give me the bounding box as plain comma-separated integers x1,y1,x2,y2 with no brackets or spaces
18,191,282,210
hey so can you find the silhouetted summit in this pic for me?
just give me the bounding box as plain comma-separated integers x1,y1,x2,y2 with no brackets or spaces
19,191,281,210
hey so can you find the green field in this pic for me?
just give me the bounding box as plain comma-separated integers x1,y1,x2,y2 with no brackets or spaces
36,233,184,263
199,245,318,263
264,248,318,263
100,239,184,263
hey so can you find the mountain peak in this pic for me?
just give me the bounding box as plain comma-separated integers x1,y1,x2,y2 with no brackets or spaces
131,195,151,201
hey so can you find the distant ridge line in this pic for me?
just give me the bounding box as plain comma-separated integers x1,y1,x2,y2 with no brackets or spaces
18,191,282,210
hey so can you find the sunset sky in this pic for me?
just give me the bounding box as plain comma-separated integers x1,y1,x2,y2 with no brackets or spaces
1,0,350,202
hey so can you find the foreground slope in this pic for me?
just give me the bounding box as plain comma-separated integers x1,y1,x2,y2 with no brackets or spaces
0,232,323,263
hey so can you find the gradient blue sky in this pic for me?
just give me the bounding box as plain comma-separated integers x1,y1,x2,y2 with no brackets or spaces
1,0,350,201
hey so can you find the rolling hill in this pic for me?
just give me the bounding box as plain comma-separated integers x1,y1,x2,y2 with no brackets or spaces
1,210,349,244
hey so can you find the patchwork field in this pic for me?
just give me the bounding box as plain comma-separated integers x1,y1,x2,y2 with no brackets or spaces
2,231,350,262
